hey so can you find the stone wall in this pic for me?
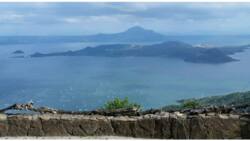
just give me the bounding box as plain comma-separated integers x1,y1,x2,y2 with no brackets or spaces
240,114,250,139
0,113,248,139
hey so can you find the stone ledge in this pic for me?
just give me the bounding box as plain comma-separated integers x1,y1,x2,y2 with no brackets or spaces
0,112,248,139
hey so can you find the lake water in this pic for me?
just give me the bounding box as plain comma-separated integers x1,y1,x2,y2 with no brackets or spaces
0,42,250,111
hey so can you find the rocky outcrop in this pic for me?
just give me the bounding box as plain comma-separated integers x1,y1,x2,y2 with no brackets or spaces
240,114,250,139
0,112,248,139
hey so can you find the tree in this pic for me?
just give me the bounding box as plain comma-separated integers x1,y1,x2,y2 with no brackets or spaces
104,97,141,110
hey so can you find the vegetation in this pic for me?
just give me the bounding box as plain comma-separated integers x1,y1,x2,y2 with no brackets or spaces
185,91,250,106
104,97,141,110
182,100,201,109
162,91,250,111
162,100,201,111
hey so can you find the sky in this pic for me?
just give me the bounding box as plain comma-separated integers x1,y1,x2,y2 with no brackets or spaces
1,2,250,36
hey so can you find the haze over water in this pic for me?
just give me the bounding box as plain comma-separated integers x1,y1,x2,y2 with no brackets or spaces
0,40,250,111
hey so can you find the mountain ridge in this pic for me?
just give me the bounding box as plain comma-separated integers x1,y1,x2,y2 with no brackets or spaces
82,26,167,42
30,41,249,64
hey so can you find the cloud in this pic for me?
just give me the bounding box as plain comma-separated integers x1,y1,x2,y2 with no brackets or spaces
0,11,29,24
0,3,250,35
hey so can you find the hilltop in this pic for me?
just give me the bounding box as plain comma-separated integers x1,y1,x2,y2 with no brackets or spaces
82,26,167,42
162,91,250,112
30,41,250,64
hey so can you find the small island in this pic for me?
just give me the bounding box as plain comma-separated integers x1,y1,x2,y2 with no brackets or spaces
12,50,24,54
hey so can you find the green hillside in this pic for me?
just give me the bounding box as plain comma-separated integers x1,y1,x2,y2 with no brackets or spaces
162,91,250,111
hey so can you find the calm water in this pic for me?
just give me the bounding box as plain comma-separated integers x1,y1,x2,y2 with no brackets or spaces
0,42,250,110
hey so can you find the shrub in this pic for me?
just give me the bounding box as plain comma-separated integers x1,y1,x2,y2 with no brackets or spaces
104,97,141,110
182,100,201,109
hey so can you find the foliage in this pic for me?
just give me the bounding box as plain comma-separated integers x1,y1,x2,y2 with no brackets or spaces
181,100,201,109
162,91,250,111
104,97,141,110
197,91,250,106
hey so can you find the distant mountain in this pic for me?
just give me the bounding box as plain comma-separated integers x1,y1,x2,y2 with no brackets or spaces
82,26,167,42
0,26,166,45
30,41,248,64
2,27,250,45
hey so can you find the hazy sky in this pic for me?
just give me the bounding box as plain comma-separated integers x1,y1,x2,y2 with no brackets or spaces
1,2,250,36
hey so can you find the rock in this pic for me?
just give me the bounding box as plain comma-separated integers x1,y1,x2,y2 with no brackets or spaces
0,113,245,139
189,115,240,139
153,116,171,138
240,114,250,139
0,114,8,136
39,115,68,136
7,115,32,136
110,117,137,137
27,116,44,136
170,114,189,139
134,117,156,138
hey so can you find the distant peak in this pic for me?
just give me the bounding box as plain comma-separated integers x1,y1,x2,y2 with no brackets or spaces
125,26,153,33
127,26,145,30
